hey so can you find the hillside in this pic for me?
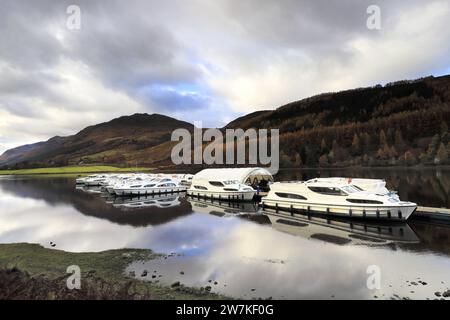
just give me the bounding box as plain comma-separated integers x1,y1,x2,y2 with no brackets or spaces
225,75,450,167
0,114,193,169
1,75,449,169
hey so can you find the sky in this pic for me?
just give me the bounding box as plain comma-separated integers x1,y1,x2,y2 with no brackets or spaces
1,0,450,152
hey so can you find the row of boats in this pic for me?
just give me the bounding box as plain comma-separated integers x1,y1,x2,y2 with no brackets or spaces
75,168,417,221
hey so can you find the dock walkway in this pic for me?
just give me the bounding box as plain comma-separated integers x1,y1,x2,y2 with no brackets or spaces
414,206,450,221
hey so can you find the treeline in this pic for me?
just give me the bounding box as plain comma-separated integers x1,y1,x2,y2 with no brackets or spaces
234,75,450,167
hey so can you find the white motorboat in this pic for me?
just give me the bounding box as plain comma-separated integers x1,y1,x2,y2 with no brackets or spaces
186,168,273,202
76,174,102,185
187,179,256,201
82,174,112,186
103,174,150,194
113,177,186,196
261,178,417,221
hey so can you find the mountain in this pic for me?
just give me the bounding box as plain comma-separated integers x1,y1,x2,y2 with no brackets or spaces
0,113,193,168
1,75,449,169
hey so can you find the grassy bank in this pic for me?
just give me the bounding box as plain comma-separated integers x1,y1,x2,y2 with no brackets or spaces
0,166,154,175
0,243,227,300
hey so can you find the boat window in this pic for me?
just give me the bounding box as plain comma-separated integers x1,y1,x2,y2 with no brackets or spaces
275,192,307,200
223,180,239,185
130,185,142,188
308,186,347,196
209,181,224,187
341,185,361,193
144,184,155,188
346,199,383,204
223,188,238,191
194,185,208,190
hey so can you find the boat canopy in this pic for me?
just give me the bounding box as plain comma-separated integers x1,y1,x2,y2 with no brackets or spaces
192,167,274,185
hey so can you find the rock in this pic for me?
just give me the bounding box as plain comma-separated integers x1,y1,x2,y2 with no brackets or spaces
443,290,450,297
205,286,212,292
141,270,148,277
151,275,156,279
180,271,184,275
421,281,427,285
410,281,418,286
251,288,256,292
171,281,181,288
214,281,218,285
434,291,441,297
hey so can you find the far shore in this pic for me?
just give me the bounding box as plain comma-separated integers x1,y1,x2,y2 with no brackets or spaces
0,164,448,176
0,165,155,176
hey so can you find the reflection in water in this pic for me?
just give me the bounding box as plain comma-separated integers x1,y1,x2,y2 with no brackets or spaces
112,193,184,209
0,175,450,299
263,210,420,245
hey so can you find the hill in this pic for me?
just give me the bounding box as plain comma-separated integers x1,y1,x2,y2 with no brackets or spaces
0,113,193,168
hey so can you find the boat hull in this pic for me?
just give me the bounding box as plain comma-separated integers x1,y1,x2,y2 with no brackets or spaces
114,186,187,196
261,198,416,221
187,190,256,201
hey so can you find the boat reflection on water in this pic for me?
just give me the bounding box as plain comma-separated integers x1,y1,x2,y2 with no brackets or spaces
187,197,270,224
76,185,103,194
263,208,420,245
112,193,185,209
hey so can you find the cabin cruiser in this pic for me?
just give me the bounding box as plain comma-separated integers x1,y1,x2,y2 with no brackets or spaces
103,174,150,194
81,174,113,186
261,178,417,221
113,177,186,196
76,174,103,185
187,179,256,201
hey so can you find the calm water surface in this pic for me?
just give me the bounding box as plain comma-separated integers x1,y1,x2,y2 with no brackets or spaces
0,170,449,300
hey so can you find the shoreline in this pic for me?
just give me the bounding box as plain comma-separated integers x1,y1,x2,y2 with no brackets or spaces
0,243,228,300
1,164,449,176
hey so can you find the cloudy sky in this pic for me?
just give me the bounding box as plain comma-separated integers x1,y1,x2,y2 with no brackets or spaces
1,0,450,152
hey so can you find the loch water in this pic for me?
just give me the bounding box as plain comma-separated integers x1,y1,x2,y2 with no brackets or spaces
0,169,449,299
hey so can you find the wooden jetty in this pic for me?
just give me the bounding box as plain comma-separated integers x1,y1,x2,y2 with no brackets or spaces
413,206,450,221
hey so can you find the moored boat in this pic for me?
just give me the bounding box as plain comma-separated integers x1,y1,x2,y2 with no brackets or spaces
113,177,186,196
261,178,417,221
187,167,273,202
